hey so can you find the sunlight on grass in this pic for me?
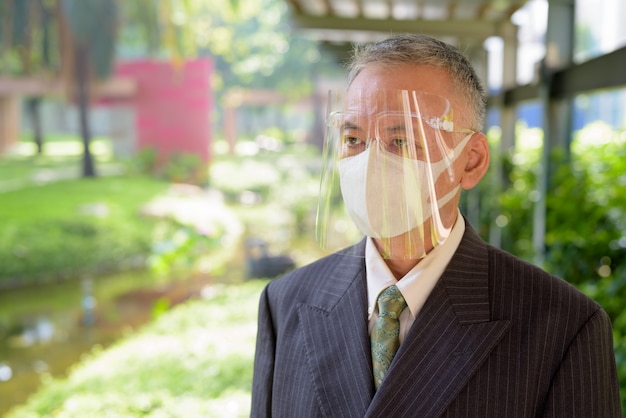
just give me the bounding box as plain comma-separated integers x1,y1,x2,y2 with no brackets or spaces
7,280,269,418
8,138,113,158
0,137,120,191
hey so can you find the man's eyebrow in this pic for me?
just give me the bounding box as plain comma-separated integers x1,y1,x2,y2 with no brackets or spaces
341,121,360,130
384,125,407,132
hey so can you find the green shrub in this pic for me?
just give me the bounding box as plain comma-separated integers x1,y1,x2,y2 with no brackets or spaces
481,123,626,283
0,218,152,282
0,176,170,286
162,152,207,185
210,157,281,202
126,148,209,186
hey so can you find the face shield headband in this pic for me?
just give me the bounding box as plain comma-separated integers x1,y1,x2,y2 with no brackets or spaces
316,89,474,260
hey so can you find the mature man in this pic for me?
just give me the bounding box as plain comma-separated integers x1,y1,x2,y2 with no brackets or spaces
251,34,621,417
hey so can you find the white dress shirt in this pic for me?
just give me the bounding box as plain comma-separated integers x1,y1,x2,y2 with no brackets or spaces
366,211,465,342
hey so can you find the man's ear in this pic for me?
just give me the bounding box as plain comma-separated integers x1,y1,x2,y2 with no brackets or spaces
460,132,490,190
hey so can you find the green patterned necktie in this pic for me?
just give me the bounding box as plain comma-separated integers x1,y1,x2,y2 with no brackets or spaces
370,285,407,389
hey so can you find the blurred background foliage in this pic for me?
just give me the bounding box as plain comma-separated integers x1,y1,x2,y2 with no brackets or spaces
119,0,331,98
479,121,626,288
0,0,324,92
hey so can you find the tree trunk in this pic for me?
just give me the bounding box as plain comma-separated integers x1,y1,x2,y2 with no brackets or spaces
26,98,43,154
74,43,97,178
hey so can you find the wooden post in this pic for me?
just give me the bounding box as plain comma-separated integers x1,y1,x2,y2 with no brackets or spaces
0,95,21,154
534,0,575,267
223,106,237,155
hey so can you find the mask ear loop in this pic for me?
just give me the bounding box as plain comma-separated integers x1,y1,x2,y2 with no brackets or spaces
431,131,475,246
434,106,457,181
431,103,477,186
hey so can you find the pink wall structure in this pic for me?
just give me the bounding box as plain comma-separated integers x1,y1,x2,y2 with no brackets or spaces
114,58,213,163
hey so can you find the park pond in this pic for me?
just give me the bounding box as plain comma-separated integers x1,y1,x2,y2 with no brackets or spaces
0,268,234,416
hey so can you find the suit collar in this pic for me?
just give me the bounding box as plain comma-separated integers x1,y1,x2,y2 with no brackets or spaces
438,219,492,324
366,222,511,417
297,239,375,416
303,239,367,312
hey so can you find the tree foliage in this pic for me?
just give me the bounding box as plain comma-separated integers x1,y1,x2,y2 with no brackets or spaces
61,0,118,79
118,0,327,98
0,0,63,75
488,122,626,285
3,0,329,116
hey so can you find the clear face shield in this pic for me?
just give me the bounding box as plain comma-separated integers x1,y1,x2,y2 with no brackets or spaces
316,89,475,259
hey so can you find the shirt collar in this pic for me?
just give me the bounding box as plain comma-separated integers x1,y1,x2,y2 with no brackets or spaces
366,211,466,320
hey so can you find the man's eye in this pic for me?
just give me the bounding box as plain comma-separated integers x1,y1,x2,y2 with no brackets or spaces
344,136,362,146
391,138,408,148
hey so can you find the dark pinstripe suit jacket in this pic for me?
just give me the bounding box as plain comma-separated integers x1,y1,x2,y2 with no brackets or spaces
251,221,621,417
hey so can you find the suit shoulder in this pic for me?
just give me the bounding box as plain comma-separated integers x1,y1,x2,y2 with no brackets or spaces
266,246,362,295
487,244,602,319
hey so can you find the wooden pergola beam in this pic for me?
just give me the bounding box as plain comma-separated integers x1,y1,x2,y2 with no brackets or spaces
0,77,137,99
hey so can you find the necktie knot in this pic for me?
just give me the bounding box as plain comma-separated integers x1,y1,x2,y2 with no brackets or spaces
377,285,407,320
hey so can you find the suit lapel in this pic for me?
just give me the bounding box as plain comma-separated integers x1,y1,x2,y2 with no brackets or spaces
366,224,511,417
298,241,375,417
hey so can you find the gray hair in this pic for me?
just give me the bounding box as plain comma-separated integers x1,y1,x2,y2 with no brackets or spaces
347,34,487,131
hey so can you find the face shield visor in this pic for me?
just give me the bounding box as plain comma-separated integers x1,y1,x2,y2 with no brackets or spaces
316,89,474,259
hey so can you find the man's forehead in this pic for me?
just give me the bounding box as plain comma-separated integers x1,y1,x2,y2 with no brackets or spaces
343,89,451,117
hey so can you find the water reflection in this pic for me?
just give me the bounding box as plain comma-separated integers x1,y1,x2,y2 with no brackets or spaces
0,363,12,382
0,270,210,416
8,317,56,348
81,277,96,327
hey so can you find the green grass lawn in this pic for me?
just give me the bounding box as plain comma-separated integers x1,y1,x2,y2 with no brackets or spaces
6,279,268,418
0,136,116,189
0,175,167,223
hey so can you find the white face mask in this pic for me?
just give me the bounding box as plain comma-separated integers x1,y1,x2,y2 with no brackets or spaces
338,135,471,239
